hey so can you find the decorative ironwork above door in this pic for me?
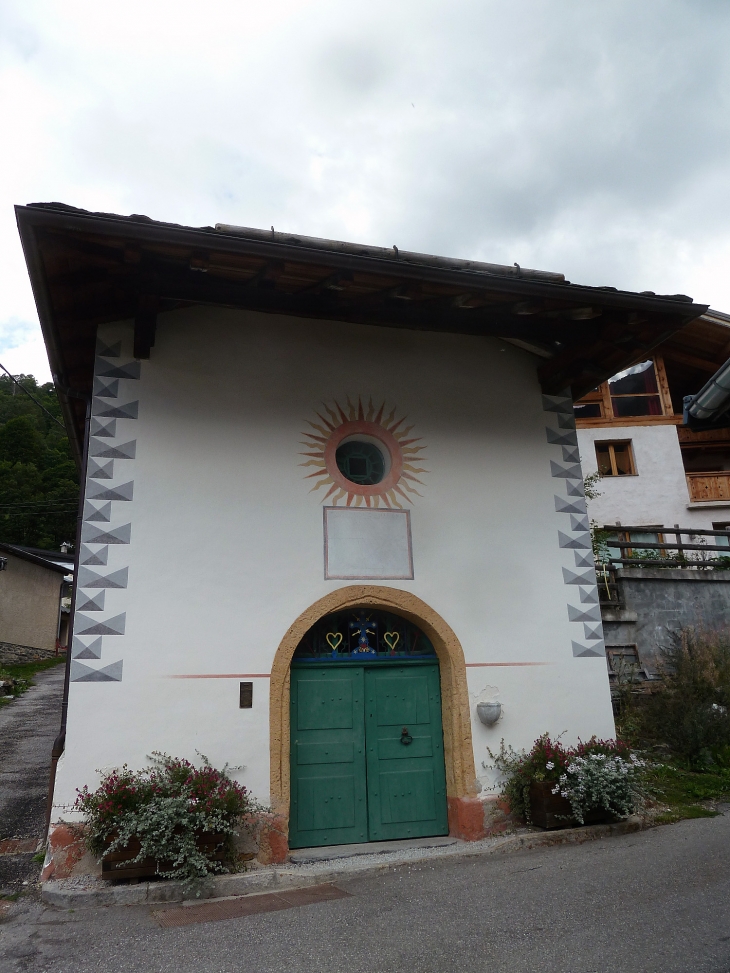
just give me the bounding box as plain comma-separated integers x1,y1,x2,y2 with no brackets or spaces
292,609,437,663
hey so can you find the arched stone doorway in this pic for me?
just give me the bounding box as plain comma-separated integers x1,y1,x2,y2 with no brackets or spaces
269,586,482,851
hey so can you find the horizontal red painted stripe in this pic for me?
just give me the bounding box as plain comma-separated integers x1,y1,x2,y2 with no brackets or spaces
167,673,271,679
465,662,552,667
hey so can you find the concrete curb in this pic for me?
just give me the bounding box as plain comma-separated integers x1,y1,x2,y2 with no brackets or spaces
41,816,647,908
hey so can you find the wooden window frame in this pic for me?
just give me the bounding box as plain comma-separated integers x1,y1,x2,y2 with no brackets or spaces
595,440,637,477
575,355,679,428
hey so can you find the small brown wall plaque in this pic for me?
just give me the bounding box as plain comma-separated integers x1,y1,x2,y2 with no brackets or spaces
239,682,253,708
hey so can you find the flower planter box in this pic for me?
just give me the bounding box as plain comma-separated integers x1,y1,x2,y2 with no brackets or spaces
528,782,614,830
101,832,228,882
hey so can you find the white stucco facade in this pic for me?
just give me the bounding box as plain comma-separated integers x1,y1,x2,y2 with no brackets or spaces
53,306,616,825
578,424,730,531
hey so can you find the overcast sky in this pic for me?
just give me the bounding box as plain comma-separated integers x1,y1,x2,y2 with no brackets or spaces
2,0,730,381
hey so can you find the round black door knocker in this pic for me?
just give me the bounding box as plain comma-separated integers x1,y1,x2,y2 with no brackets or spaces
400,726,413,746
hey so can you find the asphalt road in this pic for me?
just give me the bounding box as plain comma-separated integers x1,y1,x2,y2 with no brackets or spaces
0,664,64,893
2,811,729,973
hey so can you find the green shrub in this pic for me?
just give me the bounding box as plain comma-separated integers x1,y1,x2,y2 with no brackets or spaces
487,734,639,825
74,753,267,888
639,628,730,768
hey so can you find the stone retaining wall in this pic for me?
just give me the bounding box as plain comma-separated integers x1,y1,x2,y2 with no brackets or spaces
601,567,730,671
0,640,61,665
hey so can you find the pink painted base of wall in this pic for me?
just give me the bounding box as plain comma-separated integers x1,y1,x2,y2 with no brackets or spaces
42,815,292,881
41,823,88,881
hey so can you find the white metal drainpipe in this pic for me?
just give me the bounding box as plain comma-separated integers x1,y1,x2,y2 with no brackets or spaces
684,356,730,423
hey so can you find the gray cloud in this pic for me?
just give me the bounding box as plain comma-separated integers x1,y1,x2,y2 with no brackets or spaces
2,0,730,383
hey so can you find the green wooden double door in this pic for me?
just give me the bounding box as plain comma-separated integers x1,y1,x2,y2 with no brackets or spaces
289,663,448,849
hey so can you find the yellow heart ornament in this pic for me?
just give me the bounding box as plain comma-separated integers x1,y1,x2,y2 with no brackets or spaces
383,632,400,653
326,632,343,652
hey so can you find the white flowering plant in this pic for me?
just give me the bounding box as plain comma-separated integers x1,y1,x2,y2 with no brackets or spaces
552,751,645,824
487,734,644,825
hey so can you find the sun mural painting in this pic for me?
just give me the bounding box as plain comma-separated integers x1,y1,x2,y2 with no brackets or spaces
300,398,428,507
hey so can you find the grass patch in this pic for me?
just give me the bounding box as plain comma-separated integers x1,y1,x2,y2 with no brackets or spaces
646,762,730,824
0,654,66,705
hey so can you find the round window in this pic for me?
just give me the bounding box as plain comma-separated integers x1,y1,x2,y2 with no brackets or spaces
335,440,385,485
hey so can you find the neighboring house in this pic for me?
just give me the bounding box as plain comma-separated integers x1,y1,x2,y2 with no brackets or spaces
0,542,73,663
17,203,707,863
576,310,730,534
574,311,730,678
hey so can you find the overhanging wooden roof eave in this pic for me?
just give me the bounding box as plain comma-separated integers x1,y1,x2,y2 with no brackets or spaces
15,202,710,467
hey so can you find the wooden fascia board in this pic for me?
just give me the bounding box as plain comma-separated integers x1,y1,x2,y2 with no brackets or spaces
16,205,710,316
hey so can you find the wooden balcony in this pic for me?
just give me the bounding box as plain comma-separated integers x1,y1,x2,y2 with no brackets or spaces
686,472,730,502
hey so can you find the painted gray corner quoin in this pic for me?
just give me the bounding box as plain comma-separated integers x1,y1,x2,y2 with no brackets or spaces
543,392,605,660
71,339,140,683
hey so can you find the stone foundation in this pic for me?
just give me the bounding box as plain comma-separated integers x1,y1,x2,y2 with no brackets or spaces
0,641,61,665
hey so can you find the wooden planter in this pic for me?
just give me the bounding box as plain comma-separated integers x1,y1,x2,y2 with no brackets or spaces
528,782,614,830
101,832,228,881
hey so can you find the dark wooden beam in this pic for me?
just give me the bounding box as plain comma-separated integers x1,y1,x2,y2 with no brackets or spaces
662,348,724,372
133,294,159,360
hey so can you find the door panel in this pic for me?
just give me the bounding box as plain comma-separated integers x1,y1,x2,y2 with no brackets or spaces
289,667,368,848
364,665,448,841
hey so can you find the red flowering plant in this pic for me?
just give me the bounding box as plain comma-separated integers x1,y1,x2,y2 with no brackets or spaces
486,734,641,824
75,753,267,888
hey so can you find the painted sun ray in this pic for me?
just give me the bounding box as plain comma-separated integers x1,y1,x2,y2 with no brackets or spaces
388,489,404,508
314,411,336,432
323,402,340,426
305,420,331,437
301,397,427,508
309,477,333,493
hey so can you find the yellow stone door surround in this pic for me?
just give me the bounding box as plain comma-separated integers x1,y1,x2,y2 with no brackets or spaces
269,585,483,849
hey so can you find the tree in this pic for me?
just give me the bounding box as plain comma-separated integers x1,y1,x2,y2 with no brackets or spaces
0,375,79,550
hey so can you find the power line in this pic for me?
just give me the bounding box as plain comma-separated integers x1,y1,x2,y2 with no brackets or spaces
0,364,66,430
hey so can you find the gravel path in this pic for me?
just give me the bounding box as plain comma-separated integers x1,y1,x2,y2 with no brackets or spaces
0,664,64,894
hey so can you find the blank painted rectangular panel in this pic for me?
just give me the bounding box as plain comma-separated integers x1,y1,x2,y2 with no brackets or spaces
324,507,413,580
296,677,353,730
